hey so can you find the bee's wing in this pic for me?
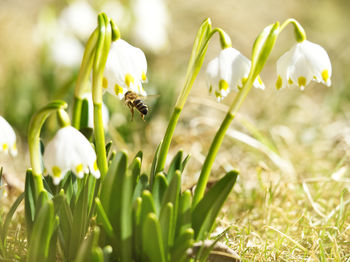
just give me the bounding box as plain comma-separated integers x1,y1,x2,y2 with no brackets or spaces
140,94,160,100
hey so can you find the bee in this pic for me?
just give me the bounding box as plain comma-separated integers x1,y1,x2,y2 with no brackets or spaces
124,91,149,120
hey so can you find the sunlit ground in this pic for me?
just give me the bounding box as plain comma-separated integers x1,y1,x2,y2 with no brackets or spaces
1,0,350,260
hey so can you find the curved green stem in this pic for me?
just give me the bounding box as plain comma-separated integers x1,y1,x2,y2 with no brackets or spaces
92,13,112,179
280,18,306,42
155,21,233,173
72,29,98,129
28,100,68,197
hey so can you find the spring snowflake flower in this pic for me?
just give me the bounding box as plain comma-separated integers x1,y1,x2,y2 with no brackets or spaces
103,39,148,99
43,126,100,185
276,40,332,90
206,47,265,101
0,116,17,156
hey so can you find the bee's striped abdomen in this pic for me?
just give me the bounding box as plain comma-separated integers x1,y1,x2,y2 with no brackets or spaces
133,99,148,115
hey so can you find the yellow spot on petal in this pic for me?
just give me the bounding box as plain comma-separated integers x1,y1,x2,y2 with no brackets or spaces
241,77,248,85
322,69,329,83
76,163,83,174
93,161,98,171
102,77,108,89
114,84,123,95
298,76,306,88
215,91,221,98
125,73,134,87
219,79,229,91
2,144,8,151
52,166,61,178
258,76,263,85
142,72,147,82
209,85,213,93
276,75,282,90
288,78,293,85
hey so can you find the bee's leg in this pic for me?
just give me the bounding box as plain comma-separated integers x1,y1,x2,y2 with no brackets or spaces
140,114,145,121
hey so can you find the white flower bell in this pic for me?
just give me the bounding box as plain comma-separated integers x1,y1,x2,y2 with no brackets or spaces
103,39,148,100
206,47,265,101
276,40,332,90
0,116,17,156
43,126,100,185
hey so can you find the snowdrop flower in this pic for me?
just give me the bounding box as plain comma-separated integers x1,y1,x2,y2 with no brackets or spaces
276,40,332,90
43,126,100,185
206,47,265,101
103,39,148,99
0,116,17,156
131,0,169,52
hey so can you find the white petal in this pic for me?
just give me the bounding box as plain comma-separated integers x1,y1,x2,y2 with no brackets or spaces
0,116,17,157
43,126,99,181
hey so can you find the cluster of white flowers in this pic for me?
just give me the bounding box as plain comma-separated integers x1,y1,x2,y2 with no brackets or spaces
0,116,17,156
206,40,332,100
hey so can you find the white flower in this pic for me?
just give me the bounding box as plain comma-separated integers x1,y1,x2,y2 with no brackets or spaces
131,0,169,52
58,1,97,41
43,126,100,185
206,47,265,101
0,116,17,156
103,39,148,99
276,40,332,90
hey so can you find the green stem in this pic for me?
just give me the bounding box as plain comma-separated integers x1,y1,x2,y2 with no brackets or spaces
72,29,98,129
92,13,111,179
94,104,108,177
72,97,83,129
192,77,254,208
28,100,67,198
155,23,231,173
280,18,306,42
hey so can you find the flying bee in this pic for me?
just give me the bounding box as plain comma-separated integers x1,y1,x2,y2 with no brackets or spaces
124,91,149,121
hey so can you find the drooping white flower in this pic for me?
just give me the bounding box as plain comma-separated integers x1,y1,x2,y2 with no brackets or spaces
206,47,265,101
276,40,332,90
43,126,100,185
0,116,17,156
103,39,148,99
131,0,169,52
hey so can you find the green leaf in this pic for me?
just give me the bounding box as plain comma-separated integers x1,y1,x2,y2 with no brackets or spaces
167,150,183,183
80,98,89,129
171,228,194,262
24,170,36,237
152,172,168,215
100,151,127,221
91,247,104,262
132,174,149,203
1,192,24,244
130,156,142,190
74,227,100,262
140,190,156,222
181,154,191,173
142,213,166,262
95,198,114,238
159,202,174,256
150,140,163,187
69,177,93,261
27,200,55,262
103,245,113,262
56,192,73,257
176,189,192,237
133,197,142,258
192,170,238,240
